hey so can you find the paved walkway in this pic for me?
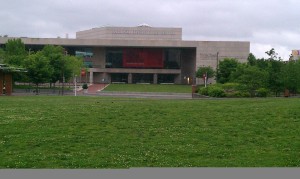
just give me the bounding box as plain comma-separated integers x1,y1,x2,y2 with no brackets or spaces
78,84,108,94
96,91,193,99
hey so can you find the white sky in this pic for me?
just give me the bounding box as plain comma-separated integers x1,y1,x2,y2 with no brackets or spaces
1,0,299,60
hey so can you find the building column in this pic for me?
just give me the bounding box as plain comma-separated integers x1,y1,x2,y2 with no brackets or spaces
0,71,3,95
4,73,12,96
89,71,93,84
128,73,132,84
153,74,158,84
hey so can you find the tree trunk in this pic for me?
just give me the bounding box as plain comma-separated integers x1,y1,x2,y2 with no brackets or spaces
36,84,39,95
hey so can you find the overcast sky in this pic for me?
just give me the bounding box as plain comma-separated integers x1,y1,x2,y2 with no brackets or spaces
1,0,299,60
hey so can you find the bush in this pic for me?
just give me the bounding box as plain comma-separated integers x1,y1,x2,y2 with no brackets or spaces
256,88,269,97
207,86,226,97
222,83,240,91
82,83,88,89
199,87,209,96
233,91,251,98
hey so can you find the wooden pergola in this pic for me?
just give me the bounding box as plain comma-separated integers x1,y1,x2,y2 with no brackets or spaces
0,64,26,96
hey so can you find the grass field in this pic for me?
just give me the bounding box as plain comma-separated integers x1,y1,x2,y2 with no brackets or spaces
0,96,300,168
103,84,192,93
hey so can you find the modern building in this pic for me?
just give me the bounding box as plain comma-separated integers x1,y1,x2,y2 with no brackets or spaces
292,50,300,60
0,25,250,85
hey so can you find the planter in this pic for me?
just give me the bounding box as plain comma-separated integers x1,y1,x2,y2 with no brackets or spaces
83,89,88,94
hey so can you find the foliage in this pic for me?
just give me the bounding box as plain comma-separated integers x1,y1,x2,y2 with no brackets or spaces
207,86,226,97
256,88,269,97
232,65,269,97
280,60,300,94
199,87,209,96
247,53,257,66
42,45,65,84
3,39,27,67
216,58,240,84
221,83,240,91
267,59,284,96
82,83,88,89
198,85,225,97
0,48,5,63
42,45,83,85
196,66,215,82
232,91,251,98
24,51,53,93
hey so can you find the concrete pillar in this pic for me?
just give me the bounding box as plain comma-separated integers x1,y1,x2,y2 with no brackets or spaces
4,73,12,96
0,71,3,95
174,74,181,84
153,74,158,84
128,73,133,84
89,71,93,84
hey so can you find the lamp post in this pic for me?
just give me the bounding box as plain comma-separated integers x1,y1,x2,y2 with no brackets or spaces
74,75,77,96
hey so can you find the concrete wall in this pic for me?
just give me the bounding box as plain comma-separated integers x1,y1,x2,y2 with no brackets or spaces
91,47,106,68
76,26,182,41
181,49,196,84
196,41,250,70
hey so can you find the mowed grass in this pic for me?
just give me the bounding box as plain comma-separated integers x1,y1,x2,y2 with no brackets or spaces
0,96,300,168
103,84,192,93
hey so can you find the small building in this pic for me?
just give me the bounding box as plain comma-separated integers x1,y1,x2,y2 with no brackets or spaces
0,64,13,96
0,25,250,85
291,50,300,60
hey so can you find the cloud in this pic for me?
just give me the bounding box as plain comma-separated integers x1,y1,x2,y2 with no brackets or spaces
1,0,299,60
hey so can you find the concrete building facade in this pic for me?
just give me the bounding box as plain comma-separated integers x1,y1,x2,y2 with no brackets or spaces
0,25,250,85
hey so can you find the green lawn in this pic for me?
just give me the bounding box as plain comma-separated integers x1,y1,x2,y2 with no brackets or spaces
0,96,300,168
103,84,192,93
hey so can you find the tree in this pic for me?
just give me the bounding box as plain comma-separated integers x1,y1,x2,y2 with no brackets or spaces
216,58,240,84
0,48,5,63
196,66,215,84
267,59,284,96
232,65,269,97
265,48,278,60
247,53,257,66
4,39,27,67
42,45,83,88
24,51,53,94
42,45,65,87
280,60,300,94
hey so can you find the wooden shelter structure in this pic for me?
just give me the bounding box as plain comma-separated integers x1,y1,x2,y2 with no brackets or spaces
0,64,26,96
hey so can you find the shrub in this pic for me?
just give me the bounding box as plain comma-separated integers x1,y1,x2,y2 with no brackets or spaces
82,83,88,89
256,88,269,97
207,86,226,97
222,83,240,91
199,87,209,96
233,91,251,98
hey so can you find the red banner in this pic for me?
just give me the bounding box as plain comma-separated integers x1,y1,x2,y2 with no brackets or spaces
123,48,164,68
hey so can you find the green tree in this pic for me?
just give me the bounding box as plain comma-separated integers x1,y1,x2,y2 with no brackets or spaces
196,66,215,84
65,55,84,77
280,60,300,94
265,48,278,60
24,51,53,94
42,45,65,87
233,65,269,97
4,39,27,67
247,53,257,66
0,48,5,63
216,58,240,84
42,45,83,88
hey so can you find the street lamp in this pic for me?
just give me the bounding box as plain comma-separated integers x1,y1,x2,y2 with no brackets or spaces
74,75,77,96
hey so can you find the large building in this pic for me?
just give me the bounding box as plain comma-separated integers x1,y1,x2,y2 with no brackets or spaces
0,25,250,84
